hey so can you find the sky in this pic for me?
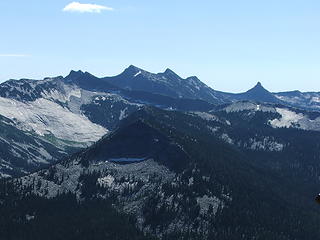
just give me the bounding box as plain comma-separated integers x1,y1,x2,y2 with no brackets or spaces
0,0,319,93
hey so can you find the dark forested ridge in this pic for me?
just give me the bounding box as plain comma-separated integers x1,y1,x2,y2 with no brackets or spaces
1,106,320,239
0,180,154,240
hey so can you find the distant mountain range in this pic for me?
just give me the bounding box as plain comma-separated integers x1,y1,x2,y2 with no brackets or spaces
1,65,320,239
0,65,319,177
2,65,319,107
101,65,320,110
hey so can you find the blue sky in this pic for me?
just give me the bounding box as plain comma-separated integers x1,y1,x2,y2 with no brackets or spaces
0,0,319,93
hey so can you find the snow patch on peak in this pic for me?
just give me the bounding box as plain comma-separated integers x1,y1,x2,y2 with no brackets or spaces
134,71,142,77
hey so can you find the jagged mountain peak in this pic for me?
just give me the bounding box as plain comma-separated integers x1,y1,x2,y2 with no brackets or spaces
122,65,145,76
65,70,94,80
163,68,179,76
67,70,84,77
255,81,263,87
237,81,281,103
245,82,271,97
63,69,118,92
186,75,200,81
126,64,142,71
103,66,225,104
123,65,180,79
247,81,268,92
161,68,184,82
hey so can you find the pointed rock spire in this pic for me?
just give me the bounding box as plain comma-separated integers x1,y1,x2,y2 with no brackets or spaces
239,81,281,103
